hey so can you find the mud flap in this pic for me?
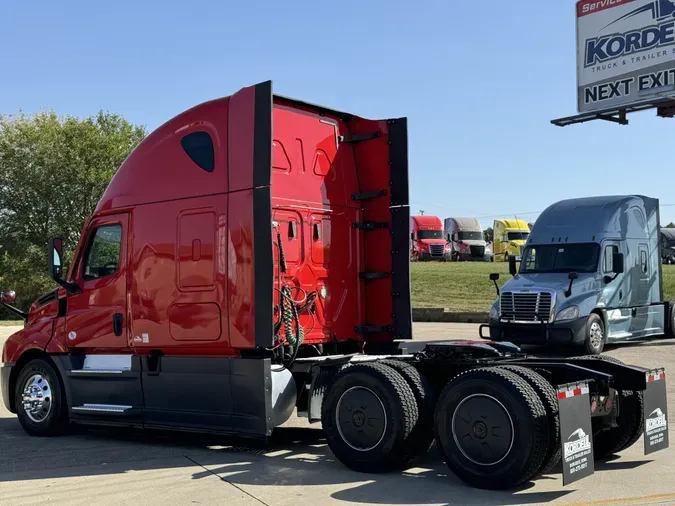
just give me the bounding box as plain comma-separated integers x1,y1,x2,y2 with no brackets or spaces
557,381,594,486
643,369,669,455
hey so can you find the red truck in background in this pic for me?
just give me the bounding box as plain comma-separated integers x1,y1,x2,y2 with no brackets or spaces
409,215,450,261
0,81,669,491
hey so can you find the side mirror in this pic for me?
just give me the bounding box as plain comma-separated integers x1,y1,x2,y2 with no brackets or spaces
47,237,79,294
489,273,500,296
612,252,625,274
410,232,414,241
1,290,16,304
565,271,579,297
509,256,517,276
48,237,64,280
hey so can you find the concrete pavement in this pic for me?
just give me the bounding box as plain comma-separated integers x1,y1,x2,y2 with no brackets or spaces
2,323,675,505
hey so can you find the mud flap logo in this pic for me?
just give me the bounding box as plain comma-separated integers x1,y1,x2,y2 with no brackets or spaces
644,370,669,455
557,382,595,485
646,408,667,433
564,428,592,459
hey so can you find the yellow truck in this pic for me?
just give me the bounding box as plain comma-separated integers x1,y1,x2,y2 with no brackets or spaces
492,219,530,262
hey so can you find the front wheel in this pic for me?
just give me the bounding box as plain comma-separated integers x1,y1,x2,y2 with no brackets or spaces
583,314,605,355
14,358,68,436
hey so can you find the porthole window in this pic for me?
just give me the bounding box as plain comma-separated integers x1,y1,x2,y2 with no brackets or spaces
181,131,215,173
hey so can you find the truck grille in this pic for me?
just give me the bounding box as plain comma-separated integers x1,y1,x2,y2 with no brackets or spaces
470,245,485,258
429,244,445,256
500,291,553,322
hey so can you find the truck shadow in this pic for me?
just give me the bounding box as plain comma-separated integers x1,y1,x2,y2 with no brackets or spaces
6,415,643,505
189,427,573,505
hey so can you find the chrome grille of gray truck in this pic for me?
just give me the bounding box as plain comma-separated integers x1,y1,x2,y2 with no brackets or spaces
429,244,445,256
500,291,553,322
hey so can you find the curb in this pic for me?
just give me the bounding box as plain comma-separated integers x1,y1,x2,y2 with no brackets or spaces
412,308,489,324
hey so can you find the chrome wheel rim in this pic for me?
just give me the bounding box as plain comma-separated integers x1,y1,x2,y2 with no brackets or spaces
589,322,604,350
21,374,52,423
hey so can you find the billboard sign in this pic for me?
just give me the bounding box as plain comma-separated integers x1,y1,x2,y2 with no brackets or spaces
577,0,675,112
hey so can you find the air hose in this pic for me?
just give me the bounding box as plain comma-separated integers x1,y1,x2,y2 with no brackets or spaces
281,285,304,347
274,228,304,349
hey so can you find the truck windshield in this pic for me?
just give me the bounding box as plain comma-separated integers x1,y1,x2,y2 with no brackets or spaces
507,231,529,241
418,230,443,240
458,231,483,241
520,243,600,274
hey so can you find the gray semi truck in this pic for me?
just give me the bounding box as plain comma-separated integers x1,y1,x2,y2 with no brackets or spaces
484,195,675,354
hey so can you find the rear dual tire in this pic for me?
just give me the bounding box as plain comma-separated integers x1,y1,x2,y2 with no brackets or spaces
380,360,436,461
578,355,645,457
497,365,562,475
321,362,420,473
434,367,550,490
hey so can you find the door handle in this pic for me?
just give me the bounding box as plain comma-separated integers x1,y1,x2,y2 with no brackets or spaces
113,313,123,336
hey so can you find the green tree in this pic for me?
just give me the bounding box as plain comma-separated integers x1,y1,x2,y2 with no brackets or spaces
665,222,675,228
483,227,493,243
0,110,146,316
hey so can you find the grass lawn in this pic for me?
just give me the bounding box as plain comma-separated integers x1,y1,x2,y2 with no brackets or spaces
411,262,675,313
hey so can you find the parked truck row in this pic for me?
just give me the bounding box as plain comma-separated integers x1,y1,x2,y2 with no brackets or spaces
410,215,531,263
0,82,669,491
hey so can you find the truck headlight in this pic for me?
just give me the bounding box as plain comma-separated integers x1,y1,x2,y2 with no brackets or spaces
489,305,498,320
557,305,579,321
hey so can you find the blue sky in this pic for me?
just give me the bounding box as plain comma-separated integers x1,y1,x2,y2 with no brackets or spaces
2,0,674,229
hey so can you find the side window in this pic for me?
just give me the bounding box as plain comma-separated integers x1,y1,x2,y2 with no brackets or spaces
523,248,536,271
83,225,122,280
181,131,215,173
640,249,648,275
603,245,618,273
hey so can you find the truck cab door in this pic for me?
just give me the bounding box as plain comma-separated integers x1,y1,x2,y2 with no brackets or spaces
636,243,650,305
65,213,129,350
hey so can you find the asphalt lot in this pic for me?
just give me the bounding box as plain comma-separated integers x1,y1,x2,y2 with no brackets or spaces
2,323,675,506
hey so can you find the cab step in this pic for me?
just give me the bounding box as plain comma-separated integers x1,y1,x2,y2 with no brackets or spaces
71,404,133,414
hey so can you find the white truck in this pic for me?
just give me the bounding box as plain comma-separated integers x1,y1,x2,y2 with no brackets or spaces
443,217,488,261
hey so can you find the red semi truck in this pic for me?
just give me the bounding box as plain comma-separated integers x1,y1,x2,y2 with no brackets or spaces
409,215,450,261
0,81,669,490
